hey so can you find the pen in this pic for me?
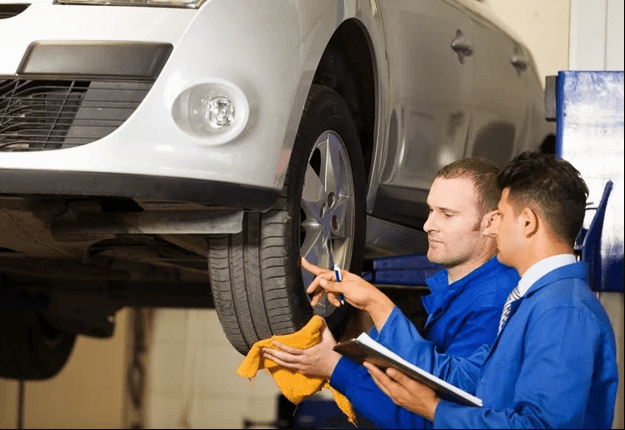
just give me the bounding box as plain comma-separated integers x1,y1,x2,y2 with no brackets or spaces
333,264,345,305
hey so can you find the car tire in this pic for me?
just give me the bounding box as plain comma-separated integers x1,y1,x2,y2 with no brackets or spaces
208,84,367,355
0,309,76,380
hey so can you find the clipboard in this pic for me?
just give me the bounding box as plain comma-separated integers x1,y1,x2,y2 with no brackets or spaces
334,333,483,407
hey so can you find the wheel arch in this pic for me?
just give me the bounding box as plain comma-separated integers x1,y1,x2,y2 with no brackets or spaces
310,18,377,187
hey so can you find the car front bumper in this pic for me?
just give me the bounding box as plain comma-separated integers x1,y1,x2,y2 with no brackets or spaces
0,0,336,207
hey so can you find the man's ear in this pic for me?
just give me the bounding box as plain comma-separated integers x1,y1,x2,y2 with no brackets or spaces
481,210,498,236
520,207,539,238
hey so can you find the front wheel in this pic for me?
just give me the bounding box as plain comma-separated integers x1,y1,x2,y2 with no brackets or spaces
208,85,367,354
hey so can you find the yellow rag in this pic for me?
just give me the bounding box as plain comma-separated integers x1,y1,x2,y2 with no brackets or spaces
236,315,356,425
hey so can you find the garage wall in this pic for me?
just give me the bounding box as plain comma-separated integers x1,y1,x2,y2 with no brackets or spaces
487,0,624,81
0,379,19,428
570,0,625,70
144,309,282,429
0,308,131,429
486,0,572,82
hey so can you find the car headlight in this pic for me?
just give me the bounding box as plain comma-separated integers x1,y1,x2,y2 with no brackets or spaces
54,0,207,9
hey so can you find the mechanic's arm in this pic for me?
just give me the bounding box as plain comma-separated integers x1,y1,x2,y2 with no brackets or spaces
330,306,448,429
301,256,395,331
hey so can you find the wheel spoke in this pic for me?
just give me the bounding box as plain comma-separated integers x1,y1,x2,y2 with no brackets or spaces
300,229,329,272
301,236,333,316
330,136,345,196
302,164,325,223
330,237,350,269
320,134,343,196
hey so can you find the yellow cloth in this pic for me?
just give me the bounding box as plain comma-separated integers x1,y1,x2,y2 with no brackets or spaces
236,315,356,425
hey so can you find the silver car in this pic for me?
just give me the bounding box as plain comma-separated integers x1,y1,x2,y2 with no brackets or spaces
0,0,554,379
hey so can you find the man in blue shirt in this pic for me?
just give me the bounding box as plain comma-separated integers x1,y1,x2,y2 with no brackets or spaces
354,152,618,428
262,157,520,428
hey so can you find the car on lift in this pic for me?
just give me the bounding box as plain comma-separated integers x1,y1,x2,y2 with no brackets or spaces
0,0,554,380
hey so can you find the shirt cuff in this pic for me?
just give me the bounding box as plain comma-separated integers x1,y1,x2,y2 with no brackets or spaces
329,356,361,394
433,399,464,428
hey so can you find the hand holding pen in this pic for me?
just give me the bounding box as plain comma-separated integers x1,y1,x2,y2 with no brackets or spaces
333,264,345,305
301,256,398,332
301,256,376,311
300,257,345,307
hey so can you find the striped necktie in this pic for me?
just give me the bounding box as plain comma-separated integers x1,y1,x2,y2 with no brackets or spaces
498,285,522,334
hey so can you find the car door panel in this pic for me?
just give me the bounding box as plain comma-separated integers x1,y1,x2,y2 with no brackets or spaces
465,11,529,168
372,0,474,230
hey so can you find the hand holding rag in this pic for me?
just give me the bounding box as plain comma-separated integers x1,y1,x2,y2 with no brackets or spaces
236,315,356,425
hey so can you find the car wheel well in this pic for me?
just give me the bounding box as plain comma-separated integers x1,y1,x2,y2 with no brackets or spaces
312,19,376,185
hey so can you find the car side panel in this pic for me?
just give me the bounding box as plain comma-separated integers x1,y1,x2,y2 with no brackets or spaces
466,13,529,168
370,0,474,229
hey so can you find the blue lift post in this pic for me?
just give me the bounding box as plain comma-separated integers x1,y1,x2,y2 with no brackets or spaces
556,70,624,427
556,71,624,293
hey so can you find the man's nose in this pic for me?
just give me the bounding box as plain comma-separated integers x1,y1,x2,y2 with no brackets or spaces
423,213,434,233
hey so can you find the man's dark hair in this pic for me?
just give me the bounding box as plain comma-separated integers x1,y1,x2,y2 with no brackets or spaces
436,157,501,217
497,151,589,245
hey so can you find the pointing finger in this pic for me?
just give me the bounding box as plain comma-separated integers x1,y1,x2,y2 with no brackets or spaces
300,256,326,276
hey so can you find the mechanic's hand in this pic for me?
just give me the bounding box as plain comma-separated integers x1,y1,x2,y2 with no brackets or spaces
261,318,341,379
364,362,440,422
301,256,395,330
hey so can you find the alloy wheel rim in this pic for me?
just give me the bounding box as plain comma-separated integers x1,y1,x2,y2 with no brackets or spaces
299,130,355,317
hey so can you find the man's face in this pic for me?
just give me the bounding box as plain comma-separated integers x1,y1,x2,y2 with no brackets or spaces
488,187,522,269
423,177,485,270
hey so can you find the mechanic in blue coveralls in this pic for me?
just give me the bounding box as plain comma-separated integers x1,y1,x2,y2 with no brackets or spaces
262,157,520,428
309,151,618,428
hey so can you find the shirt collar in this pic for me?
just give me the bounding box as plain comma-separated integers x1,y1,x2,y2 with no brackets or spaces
424,256,500,311
516,254,578,297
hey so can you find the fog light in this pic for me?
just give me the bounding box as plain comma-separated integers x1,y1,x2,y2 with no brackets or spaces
203,95,234,129
172,80,249,145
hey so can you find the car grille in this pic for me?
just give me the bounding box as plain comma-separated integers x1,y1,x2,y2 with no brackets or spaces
0,4,29,19
0,79,153,152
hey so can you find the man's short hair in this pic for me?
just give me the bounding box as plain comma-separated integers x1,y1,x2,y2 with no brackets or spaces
436,157,501,217
497,151,589,246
